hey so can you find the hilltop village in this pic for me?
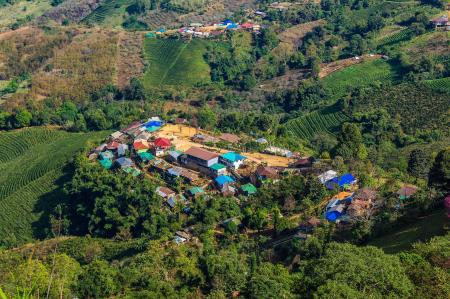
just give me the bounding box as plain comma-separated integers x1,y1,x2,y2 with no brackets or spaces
88,117,420,244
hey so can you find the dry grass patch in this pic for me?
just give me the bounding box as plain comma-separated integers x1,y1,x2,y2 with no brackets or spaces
32,30,118,101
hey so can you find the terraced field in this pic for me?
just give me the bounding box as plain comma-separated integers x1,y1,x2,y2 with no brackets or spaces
377,28,414,48
424,77,450,92
82,0,132,26
141,38,211,88
321,59,400,100
284,107,350,140
0,128,104,245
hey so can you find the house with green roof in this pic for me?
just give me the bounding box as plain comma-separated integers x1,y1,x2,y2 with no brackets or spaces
99,158,112,170
123,167,141,177
189,186,205,197
138,152,155,163
220,152,246,170
241,183,257,196
209,163,227,177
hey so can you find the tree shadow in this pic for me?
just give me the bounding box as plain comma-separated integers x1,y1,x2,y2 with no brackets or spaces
31,163,74,240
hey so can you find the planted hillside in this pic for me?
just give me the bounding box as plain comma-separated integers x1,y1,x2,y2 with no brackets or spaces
321,59,401,100
0,128,104,246
142,38,211,87
284,106,350,140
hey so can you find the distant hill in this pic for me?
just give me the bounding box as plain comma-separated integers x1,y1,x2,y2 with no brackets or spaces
0,127,104,246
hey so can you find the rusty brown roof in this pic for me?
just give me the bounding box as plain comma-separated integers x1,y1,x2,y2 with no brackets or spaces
185,147,219,161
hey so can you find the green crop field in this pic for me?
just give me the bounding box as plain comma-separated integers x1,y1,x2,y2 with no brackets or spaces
0,127,104,245
424,77,450,92
82,0,132,26
141,38,211,88
322,59,401,100
284,106,350,140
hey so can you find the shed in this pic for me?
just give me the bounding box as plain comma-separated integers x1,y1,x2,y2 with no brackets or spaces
167,150,183,162
133,140,150,151
117,144,128,157
95,143,107,152
325,204,345,222
241,183,257,195
156,186,176,199
353,188,377,202
123,167,141,177
318,170,338,184
189,187,205,197
116,157,133,169
215,175,235,187
256,137,268,144
219,133,241,144
397,185,418,200
99,158,112,170
138,152,155,162
111,131,123,139
325,173,356,190
256,165,279,181
107,141,120,150
99,151,114,160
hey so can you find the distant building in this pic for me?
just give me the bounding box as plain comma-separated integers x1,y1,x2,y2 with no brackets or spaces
209,163,228,177
254,165,279,184
325,173,357,190
318,170,338,184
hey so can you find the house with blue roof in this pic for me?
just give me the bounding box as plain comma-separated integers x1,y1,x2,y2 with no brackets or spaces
325,173,357,190
215,175,235,187
220,152,246,170
325,204,345,222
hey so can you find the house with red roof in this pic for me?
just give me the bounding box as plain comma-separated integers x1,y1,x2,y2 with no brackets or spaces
133,140,150,151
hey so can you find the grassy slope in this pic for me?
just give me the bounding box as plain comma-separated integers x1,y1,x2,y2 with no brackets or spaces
368,211,448,254
0,0,52,29
424,77,450,92
141,38,211,88
0,127,104,245
321,59,401,100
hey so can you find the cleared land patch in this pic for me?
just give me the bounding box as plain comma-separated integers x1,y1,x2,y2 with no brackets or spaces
0,127,104,245
424,77,450,92
141,38,211,88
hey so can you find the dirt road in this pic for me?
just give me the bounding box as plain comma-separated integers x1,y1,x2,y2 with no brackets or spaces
159,124,292,167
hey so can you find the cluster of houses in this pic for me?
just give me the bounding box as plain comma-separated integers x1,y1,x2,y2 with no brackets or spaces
146,19,262,39
88,117,286,218
319,170,420,223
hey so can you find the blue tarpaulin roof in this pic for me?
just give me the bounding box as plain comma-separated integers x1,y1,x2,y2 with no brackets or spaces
326,173,356,189
215,175,235,186
144,120,163,127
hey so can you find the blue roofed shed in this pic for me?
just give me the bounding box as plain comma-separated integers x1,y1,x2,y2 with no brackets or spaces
215,175,235,187
325,205,345,222
326,173,356,190
116,157,133,168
